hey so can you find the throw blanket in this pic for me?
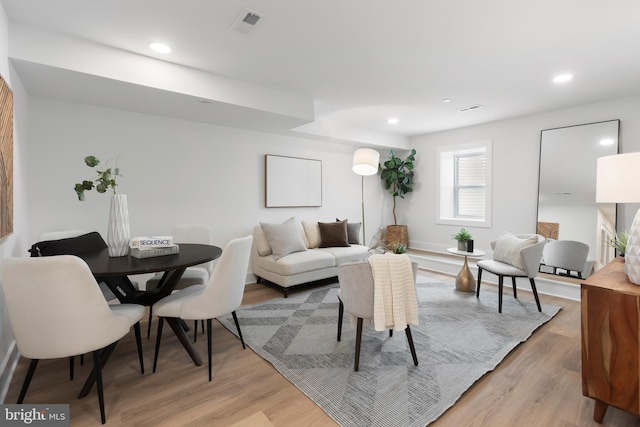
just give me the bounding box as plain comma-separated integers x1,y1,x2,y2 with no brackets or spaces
368,253,419,331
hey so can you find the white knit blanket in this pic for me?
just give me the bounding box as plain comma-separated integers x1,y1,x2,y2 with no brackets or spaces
368,253,419,331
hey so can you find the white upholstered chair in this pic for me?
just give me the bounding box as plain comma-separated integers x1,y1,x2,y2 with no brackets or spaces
145,224,214,338
0,256,145,424
337,260,419,371
541,239,590,279
476,233,546,313
152,235,253,381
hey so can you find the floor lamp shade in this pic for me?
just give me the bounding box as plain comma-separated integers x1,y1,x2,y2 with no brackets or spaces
352,148,380,176
596,153,640,284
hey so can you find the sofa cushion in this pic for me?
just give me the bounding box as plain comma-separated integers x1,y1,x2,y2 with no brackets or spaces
337,218,362,245
318,245,370,264
492,232,537,270
318,220,350,248
255,250,335,276
302,220,321,249
253,225,273,256
260,217,307,261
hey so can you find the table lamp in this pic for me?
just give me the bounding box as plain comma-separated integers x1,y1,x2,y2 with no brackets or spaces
596,152,640,284
352,148,380,244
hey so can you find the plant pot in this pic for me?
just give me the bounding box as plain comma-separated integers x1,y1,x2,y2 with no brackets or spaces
107,194,131,257
386,225,409,248
457,241,466,251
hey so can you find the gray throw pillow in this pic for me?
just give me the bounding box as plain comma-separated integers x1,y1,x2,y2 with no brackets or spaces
493,232,537,270
318,220,350,248
336,218,361,245
259,217,307,260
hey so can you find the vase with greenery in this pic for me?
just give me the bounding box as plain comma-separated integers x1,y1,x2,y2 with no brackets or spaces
607,230,628,257
74,155,130,257
379,148,416,247
452,228,473,252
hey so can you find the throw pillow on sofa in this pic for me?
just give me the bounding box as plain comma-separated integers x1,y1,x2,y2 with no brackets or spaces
318,220,350,248
260,217,307,260
336,218,362,245
493,232,537,270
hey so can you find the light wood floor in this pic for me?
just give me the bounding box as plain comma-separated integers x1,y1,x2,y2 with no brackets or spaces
5,270,640,426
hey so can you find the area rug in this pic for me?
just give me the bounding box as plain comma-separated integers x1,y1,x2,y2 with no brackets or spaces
218,278,561,427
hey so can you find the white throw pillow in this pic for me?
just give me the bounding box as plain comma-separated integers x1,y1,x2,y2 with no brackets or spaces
253,225,272,257
260,217,307,261
302,220,321,249
493,232,537,270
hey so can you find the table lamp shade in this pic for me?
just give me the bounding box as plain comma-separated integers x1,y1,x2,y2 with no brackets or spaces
596,152,640,284
352,148,380,176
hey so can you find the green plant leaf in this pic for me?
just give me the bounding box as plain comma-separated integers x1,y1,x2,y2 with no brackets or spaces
84,156,100,167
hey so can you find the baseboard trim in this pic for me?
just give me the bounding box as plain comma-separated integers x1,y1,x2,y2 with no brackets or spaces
0,342,19,403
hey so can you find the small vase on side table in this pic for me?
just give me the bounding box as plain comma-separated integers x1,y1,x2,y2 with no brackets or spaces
107,194,130,257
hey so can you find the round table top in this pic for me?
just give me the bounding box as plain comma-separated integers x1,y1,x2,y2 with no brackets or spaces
447,247,486,257
79,243,222,277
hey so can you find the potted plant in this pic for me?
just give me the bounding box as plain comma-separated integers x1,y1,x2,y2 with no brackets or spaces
606,230,628,257
379,148,416,247
452,228,473,252
74,155,130,257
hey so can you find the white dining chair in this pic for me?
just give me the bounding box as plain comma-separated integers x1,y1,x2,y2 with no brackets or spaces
152,235,253,381
145,224,214,338
0,256,145,424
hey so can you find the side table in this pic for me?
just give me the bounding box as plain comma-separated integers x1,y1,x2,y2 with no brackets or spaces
447,248,486,292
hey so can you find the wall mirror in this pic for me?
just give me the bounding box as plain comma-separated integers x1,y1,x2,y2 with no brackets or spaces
537,120,619,276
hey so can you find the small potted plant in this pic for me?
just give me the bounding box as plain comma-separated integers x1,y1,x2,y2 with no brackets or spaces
606,230,628,257
452,228,473,252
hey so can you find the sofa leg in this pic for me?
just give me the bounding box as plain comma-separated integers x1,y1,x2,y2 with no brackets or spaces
283,288,289,298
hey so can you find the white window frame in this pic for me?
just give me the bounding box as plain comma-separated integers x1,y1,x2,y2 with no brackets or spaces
436,140,492,228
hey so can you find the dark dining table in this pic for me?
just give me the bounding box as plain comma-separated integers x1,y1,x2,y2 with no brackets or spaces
76,243,222,398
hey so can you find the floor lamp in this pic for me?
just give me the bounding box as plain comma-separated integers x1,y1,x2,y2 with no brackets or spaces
596,152,640,284
352,148,380,245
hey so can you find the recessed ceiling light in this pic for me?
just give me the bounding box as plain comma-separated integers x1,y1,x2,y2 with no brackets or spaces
553,74,573,83
388,117,399,124
149,42,171,54
600,138,615,146
442,98,451,103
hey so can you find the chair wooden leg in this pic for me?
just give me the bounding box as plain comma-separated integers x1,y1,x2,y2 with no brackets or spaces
337,299,344,342
153,317,165,373
69,356,74,380
354,318,363,371
193,320,198,343
405,325,418,366
17,359,39,404
529,278,542,312
207,318,213,382
512,277,518,299
147,306,153,339
476,267,483,298
498,275,504,313
92,349,106,424
231,311,246,349
133,322,144,374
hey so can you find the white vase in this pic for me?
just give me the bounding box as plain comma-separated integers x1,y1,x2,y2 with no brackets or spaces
625,208,640,284
107,194,130,257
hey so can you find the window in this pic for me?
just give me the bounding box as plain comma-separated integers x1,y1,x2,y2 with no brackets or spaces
437,141,492,227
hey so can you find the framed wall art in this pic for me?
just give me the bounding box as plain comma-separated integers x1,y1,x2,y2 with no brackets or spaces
265,154,322,207
0,74,13,240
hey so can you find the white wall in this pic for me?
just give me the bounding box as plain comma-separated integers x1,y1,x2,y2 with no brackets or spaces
0,2,30,402
408,95,640,255
25,97,385,249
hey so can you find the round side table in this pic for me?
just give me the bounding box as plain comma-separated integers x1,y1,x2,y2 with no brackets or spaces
447,248,486,293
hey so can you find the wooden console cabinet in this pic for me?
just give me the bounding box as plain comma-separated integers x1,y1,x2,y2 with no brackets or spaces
582,257,640,422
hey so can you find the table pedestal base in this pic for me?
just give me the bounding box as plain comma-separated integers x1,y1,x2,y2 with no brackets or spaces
455,258,476,293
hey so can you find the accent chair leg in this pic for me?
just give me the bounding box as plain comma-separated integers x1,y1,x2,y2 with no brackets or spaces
153,317,165,373
133,322,144,374
193,320,198,343
207,318,213,382
17,359,39,404
529,278,542,312
354,318,363,371
92,349,106,424
231,311,246,349
498,275,504,313
337,299,344,342
147,306,153,339
512,277,518,299
389,329,393,337
69,356,74,380
405,325,418,366
476,267,483,298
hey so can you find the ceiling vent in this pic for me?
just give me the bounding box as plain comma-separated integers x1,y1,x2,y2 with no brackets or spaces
231,8,265,34
457,104,483,113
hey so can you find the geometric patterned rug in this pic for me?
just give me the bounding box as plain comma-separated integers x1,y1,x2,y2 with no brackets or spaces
218,278,561,427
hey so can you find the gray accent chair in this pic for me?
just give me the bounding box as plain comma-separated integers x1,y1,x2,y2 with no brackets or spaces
540,239,590,279
336,260,419,371
476,234,546,313
0,256,145,424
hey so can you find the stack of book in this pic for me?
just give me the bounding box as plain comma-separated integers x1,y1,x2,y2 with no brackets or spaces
129,236,179,259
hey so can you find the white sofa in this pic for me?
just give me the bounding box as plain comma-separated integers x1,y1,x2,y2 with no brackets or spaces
251,218,370,297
